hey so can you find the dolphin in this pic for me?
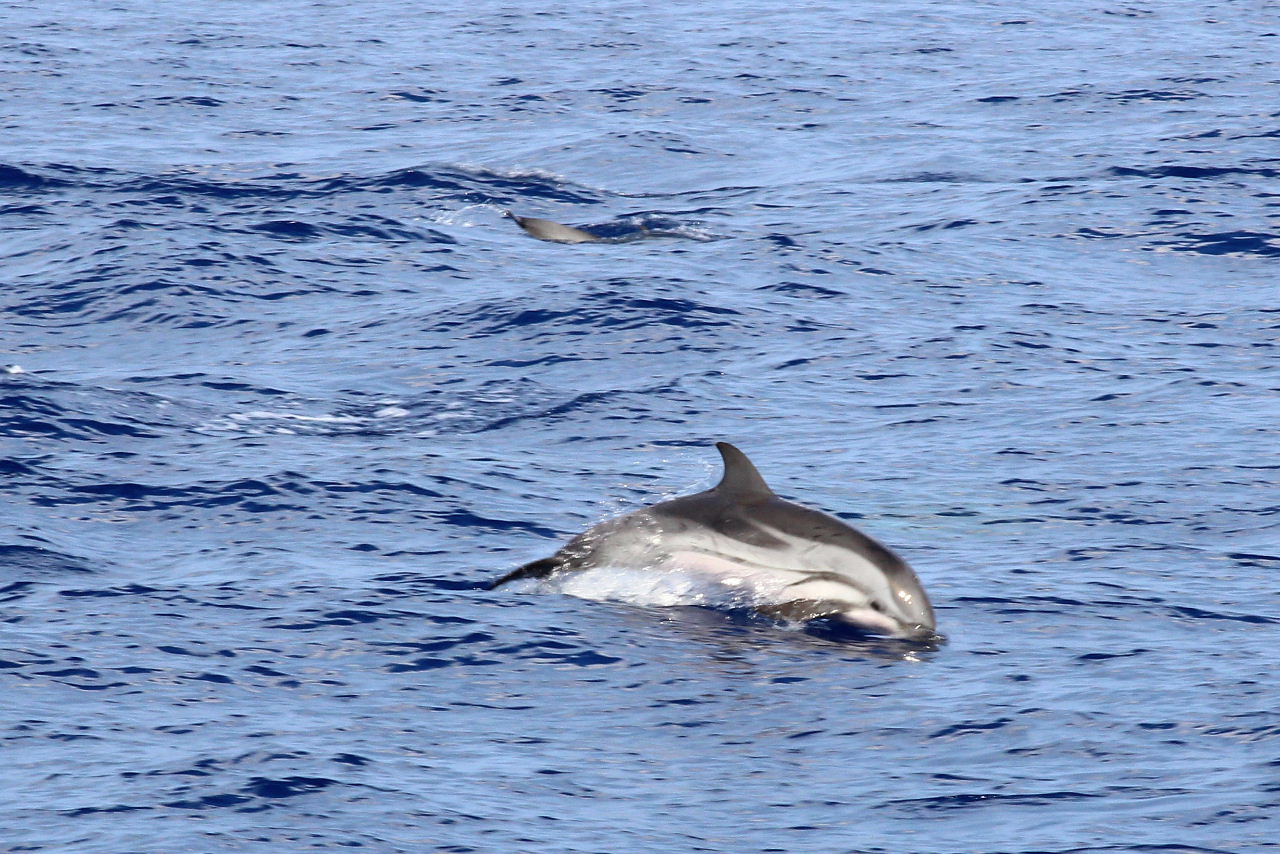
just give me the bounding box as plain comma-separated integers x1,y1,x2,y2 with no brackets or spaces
503,210,605,244
491,442,937,639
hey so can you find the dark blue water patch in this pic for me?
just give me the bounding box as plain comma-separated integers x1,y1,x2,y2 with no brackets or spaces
449,287,743,338
0,394,77,438
36,474,473,522
1,202,47,216
1159,230,1280,257
930,718,1014,739
1046,505,1173,526
251,219,322,238
0,161,599,234
1228,552,1280,567
155,644,234,658
331,753,371,766
112,171,307,202
369,632,497,654
249,217,455,244
151,95,224,108
1109,164,1280,180
384,654,501,673
367,626,634,672
363,163,602,206
267,608,432,631
430,509,561,537
0,378,211,449
1076,649,1150,663
756,281,846,298
185,671,236,686
1095,847,1258,854
1232,127,1280,141
881,171,981,184
386,89,442,103
52,478,308,514
0,581,38,604
489,640,624,667
57,583,166,598
61,417,159,438
1167,606,1277,626
0,163,71,189
951,594,1157,618
1106,89,1206,103
882,789,1104,813
240,776,337,799
151,776,344,812
0,544,94,576
476,382,685,435
910,217,988,231
368,572,482,594
62,804,151,817
486,354,603,369
187,377,290,396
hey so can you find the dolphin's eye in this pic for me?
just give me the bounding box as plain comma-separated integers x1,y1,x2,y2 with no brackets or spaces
870,601,885,613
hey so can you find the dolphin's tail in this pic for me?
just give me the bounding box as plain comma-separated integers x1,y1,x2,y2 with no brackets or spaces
488,556,562,589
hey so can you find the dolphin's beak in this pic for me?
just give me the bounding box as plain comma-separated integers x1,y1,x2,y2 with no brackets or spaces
899,621,945,643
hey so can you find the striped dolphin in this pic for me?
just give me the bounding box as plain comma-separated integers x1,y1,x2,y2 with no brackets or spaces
503,210,605,244
491,442,937,639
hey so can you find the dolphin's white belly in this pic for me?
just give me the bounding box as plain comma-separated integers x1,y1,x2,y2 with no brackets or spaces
540,545,903,635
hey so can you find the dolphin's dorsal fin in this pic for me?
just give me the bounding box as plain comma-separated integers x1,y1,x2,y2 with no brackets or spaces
714,442,773,499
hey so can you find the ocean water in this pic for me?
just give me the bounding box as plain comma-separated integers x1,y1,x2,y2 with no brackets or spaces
3,1,1279,852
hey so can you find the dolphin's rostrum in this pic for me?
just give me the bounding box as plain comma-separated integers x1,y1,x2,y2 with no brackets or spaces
492,442,938,639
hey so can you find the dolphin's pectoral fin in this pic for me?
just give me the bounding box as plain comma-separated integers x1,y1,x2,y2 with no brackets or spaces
488,556,563,590
753,599,848,623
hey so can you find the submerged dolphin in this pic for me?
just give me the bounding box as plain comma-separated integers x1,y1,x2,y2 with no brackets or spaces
503,210,605,244
491,442,937,639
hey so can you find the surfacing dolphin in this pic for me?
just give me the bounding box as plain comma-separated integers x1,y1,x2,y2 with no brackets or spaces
503,210,608,244
491,442,938,639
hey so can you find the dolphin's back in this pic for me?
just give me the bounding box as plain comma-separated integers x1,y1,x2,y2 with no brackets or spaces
506,212,602,244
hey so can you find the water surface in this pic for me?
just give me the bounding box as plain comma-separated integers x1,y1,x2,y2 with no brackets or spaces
3,1,1279,852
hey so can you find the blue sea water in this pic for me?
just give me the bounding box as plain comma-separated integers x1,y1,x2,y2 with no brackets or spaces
3,1,1279,851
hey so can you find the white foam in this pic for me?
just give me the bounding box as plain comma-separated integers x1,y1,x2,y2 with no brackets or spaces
230,410,364,424
532,559,803,615
549,565,728,610
199,408,371,436
433,203,503,227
